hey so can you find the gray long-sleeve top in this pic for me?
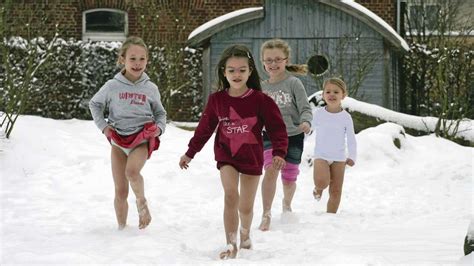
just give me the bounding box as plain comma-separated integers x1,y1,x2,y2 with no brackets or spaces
262,75,313,136
89,72,166,136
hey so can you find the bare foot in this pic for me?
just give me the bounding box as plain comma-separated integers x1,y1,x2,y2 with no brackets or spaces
219,232,238,259
118,223,126,230
258,211,271,231
239,227,252,249
282,199,292,213
313,187,323,201
136,199,151,229
219,242,237,259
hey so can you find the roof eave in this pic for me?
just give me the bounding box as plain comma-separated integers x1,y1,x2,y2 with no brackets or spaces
319,0,409,52
187,7,264,48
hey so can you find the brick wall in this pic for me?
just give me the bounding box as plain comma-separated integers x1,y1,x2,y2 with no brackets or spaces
129,0,264,44
357,0,396,27
6,0,396,43
5,0,263,43
6,0,81,39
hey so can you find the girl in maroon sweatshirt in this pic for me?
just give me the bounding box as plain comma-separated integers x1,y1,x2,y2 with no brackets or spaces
179,45,288,259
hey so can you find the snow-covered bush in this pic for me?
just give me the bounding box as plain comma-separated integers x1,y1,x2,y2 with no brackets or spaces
146,45,203,121
1,37,119,119
0,37,203,121
32,39,121,119
403,44,473,118
1,35,58,138
403,44,473,142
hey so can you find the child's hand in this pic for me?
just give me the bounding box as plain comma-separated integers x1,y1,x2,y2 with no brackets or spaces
346,158,355,167
103,126,114,138
154,127,161,137
298,122,311,134
272,156,286,170
179,155,192,169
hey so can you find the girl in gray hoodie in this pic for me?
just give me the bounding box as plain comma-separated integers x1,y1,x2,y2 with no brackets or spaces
89,36,166,230
258,39,313,231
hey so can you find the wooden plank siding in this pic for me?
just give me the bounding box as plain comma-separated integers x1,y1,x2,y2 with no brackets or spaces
203,0,401,110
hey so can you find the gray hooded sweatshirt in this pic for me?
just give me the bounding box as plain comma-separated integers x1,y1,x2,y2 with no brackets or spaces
89,72,166,136
262,75,313,136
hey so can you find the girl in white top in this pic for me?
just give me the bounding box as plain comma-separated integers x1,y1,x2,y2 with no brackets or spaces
312,78,357,213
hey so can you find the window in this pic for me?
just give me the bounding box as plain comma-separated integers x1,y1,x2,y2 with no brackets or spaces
408,4,440,31
83,9,128,41
307,54,329,77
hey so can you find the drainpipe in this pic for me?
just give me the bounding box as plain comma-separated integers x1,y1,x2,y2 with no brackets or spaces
397,0,407,112
397,0,401,33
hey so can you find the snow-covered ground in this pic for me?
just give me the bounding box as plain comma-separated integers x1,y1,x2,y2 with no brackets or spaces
0,114,472,265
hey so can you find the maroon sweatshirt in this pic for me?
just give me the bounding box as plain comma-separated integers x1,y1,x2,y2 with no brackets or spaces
185,89,288,175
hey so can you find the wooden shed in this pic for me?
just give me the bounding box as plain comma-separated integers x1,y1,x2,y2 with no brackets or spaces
187,0,409,110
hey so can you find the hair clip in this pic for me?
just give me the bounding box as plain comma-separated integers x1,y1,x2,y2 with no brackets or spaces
247,52,251,59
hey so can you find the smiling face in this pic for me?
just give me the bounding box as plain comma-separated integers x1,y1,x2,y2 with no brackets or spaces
224,56,251,91
262,48,288,78
120,44,148,82
323,82,346,108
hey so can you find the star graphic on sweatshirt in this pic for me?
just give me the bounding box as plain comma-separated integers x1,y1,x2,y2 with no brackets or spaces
221,107,258,157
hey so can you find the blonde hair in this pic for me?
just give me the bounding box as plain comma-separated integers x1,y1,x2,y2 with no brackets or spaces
117,36,149,66
323,77,348,95
261,38,308,75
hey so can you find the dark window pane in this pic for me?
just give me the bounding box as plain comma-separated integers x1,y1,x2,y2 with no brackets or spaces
307,55,329,76
409,4,441,31
86,11,125,32
409,5,423,29
426,5,440,31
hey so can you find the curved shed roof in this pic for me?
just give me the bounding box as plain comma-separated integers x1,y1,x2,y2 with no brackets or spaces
322,0,409,51
187,7,264,47
187,1,408,51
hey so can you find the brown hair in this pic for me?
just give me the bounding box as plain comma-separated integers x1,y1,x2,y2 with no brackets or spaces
260,38,308,75
215,44,262,91
323,77,348,95
117,36,149,66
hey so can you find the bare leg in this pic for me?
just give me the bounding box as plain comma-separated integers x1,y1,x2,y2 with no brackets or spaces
327,162,346,213
282,180,296,212
125,143,151,229
219,165,239,259
239,173,260,248
111,146,129,229
259,167,279,231
313,159,330,200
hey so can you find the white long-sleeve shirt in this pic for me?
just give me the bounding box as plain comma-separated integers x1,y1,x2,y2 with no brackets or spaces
312,107,357,162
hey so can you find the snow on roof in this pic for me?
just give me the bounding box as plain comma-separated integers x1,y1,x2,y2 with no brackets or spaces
188,7,263,42
188,2,408,51
338,0,410,51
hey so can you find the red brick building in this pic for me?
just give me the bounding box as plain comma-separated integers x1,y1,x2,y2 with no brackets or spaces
5,0,397,44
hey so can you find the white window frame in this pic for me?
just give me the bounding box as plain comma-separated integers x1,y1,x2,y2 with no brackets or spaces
82,8,128,42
